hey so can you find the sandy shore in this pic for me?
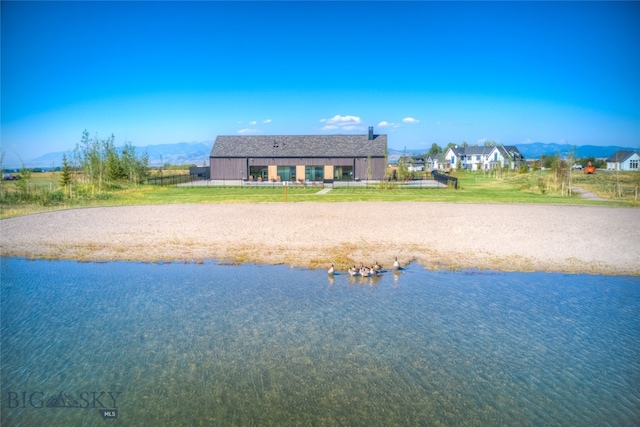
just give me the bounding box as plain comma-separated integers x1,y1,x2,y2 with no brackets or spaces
1,202,639,275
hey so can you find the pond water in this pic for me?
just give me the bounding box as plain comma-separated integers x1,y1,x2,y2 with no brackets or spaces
1,258,639,426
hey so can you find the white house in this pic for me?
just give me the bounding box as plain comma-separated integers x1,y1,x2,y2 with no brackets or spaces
606,150,639,171
443,145,524,171
398,155,426,172
427,153,446,171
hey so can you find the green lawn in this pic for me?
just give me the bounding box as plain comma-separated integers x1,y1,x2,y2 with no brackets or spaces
1,169,637,219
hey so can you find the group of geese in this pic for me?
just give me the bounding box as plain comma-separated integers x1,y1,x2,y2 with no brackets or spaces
328,257,401,277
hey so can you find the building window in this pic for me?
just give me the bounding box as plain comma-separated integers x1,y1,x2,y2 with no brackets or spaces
249,166,268,180
630,159,639,169
305,166,324,181
334,166,353,181
277,166,296,181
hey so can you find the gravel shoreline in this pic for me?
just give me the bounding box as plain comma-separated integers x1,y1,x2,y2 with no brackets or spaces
1,202,639,275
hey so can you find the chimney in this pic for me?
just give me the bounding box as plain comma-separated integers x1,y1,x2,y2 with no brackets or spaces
368,126,374,140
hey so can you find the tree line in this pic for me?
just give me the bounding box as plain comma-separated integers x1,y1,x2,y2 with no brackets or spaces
64,130,150,196
0,131,150,204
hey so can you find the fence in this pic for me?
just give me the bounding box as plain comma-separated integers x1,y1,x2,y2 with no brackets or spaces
149,176,451,189
332,179,446,189
431,172,458,189
144,174,193,186
179,179,326,188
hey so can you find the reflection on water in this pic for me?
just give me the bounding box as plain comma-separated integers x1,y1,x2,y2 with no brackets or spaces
1,258,639,426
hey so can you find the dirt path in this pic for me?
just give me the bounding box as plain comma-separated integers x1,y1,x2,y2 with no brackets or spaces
571,186,610,202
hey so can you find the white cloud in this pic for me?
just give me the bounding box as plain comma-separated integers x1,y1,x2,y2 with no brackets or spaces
238,128,260,135
249,120,257,125
263,119,272,124
324,114,361,125
378,120,400,128
402,117,420,124
320,114,366,132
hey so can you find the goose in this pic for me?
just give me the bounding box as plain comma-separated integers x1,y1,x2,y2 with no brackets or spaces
359,263,371,277
373,261,382,272
328,263,335,275
393,256,400,270
348,265,359,277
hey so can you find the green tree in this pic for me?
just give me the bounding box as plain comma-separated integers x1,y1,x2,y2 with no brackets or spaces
15,165,32,201
121,141,150,184
106,140,125,183
121,142,135,182
74,131,149,188
60,153,72,185
580,156,596,168
540,153,559,169
74,130,100,194
383,147,389,180
428,143,442,156
397,148,410,181
565,146,577,196
550,155,568,192
137,151,150,183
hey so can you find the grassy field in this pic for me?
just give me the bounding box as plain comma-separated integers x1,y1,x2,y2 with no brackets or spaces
1,169,638,219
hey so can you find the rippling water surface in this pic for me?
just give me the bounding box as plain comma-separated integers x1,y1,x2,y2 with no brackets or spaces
1,258,639,426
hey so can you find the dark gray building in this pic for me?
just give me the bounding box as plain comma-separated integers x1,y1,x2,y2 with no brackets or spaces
210,127,387,182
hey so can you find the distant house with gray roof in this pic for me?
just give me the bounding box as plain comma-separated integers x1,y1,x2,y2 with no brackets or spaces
427,153,446,171
606,150,639,171
398,155,426,172
444,145,524,171
210,127,387,182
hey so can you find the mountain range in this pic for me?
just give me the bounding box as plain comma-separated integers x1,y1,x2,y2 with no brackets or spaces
6,141,637,170
10,142,213,169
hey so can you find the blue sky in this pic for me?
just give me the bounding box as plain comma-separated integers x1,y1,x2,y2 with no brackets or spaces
2,1,639,167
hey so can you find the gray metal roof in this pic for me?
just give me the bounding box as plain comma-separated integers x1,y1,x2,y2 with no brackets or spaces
447,146,493,156
447,145,523,158
211,134,387,158
460,146,493,156
606,150,637,162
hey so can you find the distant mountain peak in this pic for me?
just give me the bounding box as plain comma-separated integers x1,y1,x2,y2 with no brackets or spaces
15,141,213,169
